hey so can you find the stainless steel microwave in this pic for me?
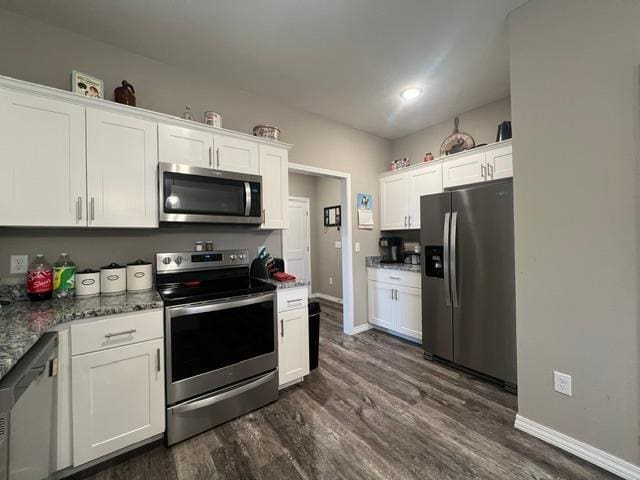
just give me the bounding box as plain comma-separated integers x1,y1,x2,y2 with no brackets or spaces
159,163,263,224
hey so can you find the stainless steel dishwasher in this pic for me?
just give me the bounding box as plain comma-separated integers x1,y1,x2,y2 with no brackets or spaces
0,332,58,480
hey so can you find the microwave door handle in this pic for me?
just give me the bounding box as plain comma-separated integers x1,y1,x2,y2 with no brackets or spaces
244,181,251,216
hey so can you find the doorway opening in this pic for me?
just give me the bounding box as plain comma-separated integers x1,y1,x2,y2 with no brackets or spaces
282,163,354,335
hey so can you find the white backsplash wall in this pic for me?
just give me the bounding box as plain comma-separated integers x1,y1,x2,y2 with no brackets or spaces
0,226,280,280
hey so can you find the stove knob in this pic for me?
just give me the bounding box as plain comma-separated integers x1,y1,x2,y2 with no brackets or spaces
229,254,237,261
239,253,246,260
162,257,172,265
175,256,184,265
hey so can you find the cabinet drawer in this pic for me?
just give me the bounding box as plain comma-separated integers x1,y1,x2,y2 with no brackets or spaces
71,310,163,356
367,268,421,288
277,287,309,313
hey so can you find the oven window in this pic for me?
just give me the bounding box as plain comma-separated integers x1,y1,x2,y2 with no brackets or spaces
170,299,274,382
163,171,246,216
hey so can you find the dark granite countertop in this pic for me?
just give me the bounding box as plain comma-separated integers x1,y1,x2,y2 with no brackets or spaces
0,289,163,380
256,277,311,290
366,256,421,273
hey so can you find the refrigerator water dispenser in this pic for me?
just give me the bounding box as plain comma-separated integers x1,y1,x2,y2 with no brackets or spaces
424,246,444,278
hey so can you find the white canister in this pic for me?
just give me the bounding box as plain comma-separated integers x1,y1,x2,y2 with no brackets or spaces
204,111,222,128
75,269,100,296
100,263,127,294
126,260,153,291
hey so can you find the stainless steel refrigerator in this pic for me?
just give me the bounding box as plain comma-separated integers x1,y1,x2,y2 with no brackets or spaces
420,179,516,390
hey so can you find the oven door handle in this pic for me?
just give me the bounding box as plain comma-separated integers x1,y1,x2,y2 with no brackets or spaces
171,370,276,415
244,181,252,216
167,292,275,317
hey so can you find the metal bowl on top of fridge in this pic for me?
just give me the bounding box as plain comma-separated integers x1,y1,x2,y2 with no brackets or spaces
252,124,280,141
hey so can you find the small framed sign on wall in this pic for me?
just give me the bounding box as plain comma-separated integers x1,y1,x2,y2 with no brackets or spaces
324,205,341,228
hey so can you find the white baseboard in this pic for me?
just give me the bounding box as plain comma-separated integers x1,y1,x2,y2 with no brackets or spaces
514,414,640,480
310,293,343,304
350,323,373,335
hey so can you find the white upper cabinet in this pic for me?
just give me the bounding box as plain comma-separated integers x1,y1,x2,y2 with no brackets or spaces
407,163,443,230
441,150,486,188
86,108,158,228
158,123,213,168
380,174,409,230
260,144,289,229
213,134,259,174
0,90,87,226
485,144,513,180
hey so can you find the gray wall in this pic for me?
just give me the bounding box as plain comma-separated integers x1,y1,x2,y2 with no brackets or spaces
288,173,342,299
0,9,390,326
391,97,511,164
509,0,639,464
311,177,342,299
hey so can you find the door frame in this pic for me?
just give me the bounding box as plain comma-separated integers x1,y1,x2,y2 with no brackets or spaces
282,196,312,293
286,162,355,335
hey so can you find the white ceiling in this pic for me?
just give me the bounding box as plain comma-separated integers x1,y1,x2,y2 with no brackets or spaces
0,0,526,139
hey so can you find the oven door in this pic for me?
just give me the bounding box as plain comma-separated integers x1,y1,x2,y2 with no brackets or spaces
165,292,276,405
159,162,263,224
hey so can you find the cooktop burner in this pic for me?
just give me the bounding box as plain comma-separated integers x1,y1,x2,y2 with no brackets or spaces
155,249,275,306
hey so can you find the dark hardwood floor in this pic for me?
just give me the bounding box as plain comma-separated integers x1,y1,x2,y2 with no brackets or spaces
79,307,618,480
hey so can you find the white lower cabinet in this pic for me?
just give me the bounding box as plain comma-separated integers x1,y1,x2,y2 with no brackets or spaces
71,312,164,467
277,287,309,387
367,269,422,342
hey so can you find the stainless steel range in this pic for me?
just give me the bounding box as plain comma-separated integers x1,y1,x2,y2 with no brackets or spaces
156,249,278,445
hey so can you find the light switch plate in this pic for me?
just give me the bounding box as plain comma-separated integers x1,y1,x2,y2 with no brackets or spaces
10,255,28,274
355,242,361,252
335,241,342,249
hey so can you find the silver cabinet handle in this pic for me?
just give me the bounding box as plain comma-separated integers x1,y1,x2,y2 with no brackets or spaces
76,196,82,222
90,197,95,222
394,289,398,301
389,276,401,280
208,146,213,167
404,216,407,228
451,211,459,307
481,164,486,179
156,348,161,372
280,319,284,338
287,298,303,303
104,329,136,338
391,289,394,300
443,212,451,307
488,163,494,178
216,148,220,168
408,215,411,227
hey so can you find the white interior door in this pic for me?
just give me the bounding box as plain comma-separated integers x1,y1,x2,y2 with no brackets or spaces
283,197,311,285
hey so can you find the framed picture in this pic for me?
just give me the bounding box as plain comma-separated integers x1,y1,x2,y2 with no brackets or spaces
71,70,104,99
324,205,341,228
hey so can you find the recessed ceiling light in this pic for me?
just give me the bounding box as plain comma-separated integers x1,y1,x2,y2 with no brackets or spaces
401,87,422,100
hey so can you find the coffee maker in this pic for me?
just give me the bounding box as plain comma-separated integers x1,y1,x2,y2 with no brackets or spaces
379,237,403,263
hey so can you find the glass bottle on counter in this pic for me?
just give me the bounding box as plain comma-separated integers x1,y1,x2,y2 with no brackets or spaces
26,254,53,301
53,253,76,298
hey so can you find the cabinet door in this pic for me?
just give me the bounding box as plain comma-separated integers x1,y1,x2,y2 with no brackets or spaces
442,151,486,188
86,109,158,228
158,123,213,168
213,134,259,174
486,145,513,180
368,280,396,330
72,339,164,466
407,164,443,230
396,285,422,340
380,174,409,230
0,89,86,226
260,144,289,229
278,307,310,386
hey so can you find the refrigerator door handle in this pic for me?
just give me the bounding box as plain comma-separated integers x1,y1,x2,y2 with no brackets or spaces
443,212,451,306
451,211,459,307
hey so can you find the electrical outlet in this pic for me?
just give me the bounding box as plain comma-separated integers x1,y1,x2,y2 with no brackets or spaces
329,277,333,285
334,241,342,249
355,242,361,252
10,255,28,274
553,371,572,396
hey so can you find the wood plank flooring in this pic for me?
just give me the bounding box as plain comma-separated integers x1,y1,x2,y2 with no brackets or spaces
76,310,619,480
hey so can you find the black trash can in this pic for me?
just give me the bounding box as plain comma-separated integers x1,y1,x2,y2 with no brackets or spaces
308,301,321,370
